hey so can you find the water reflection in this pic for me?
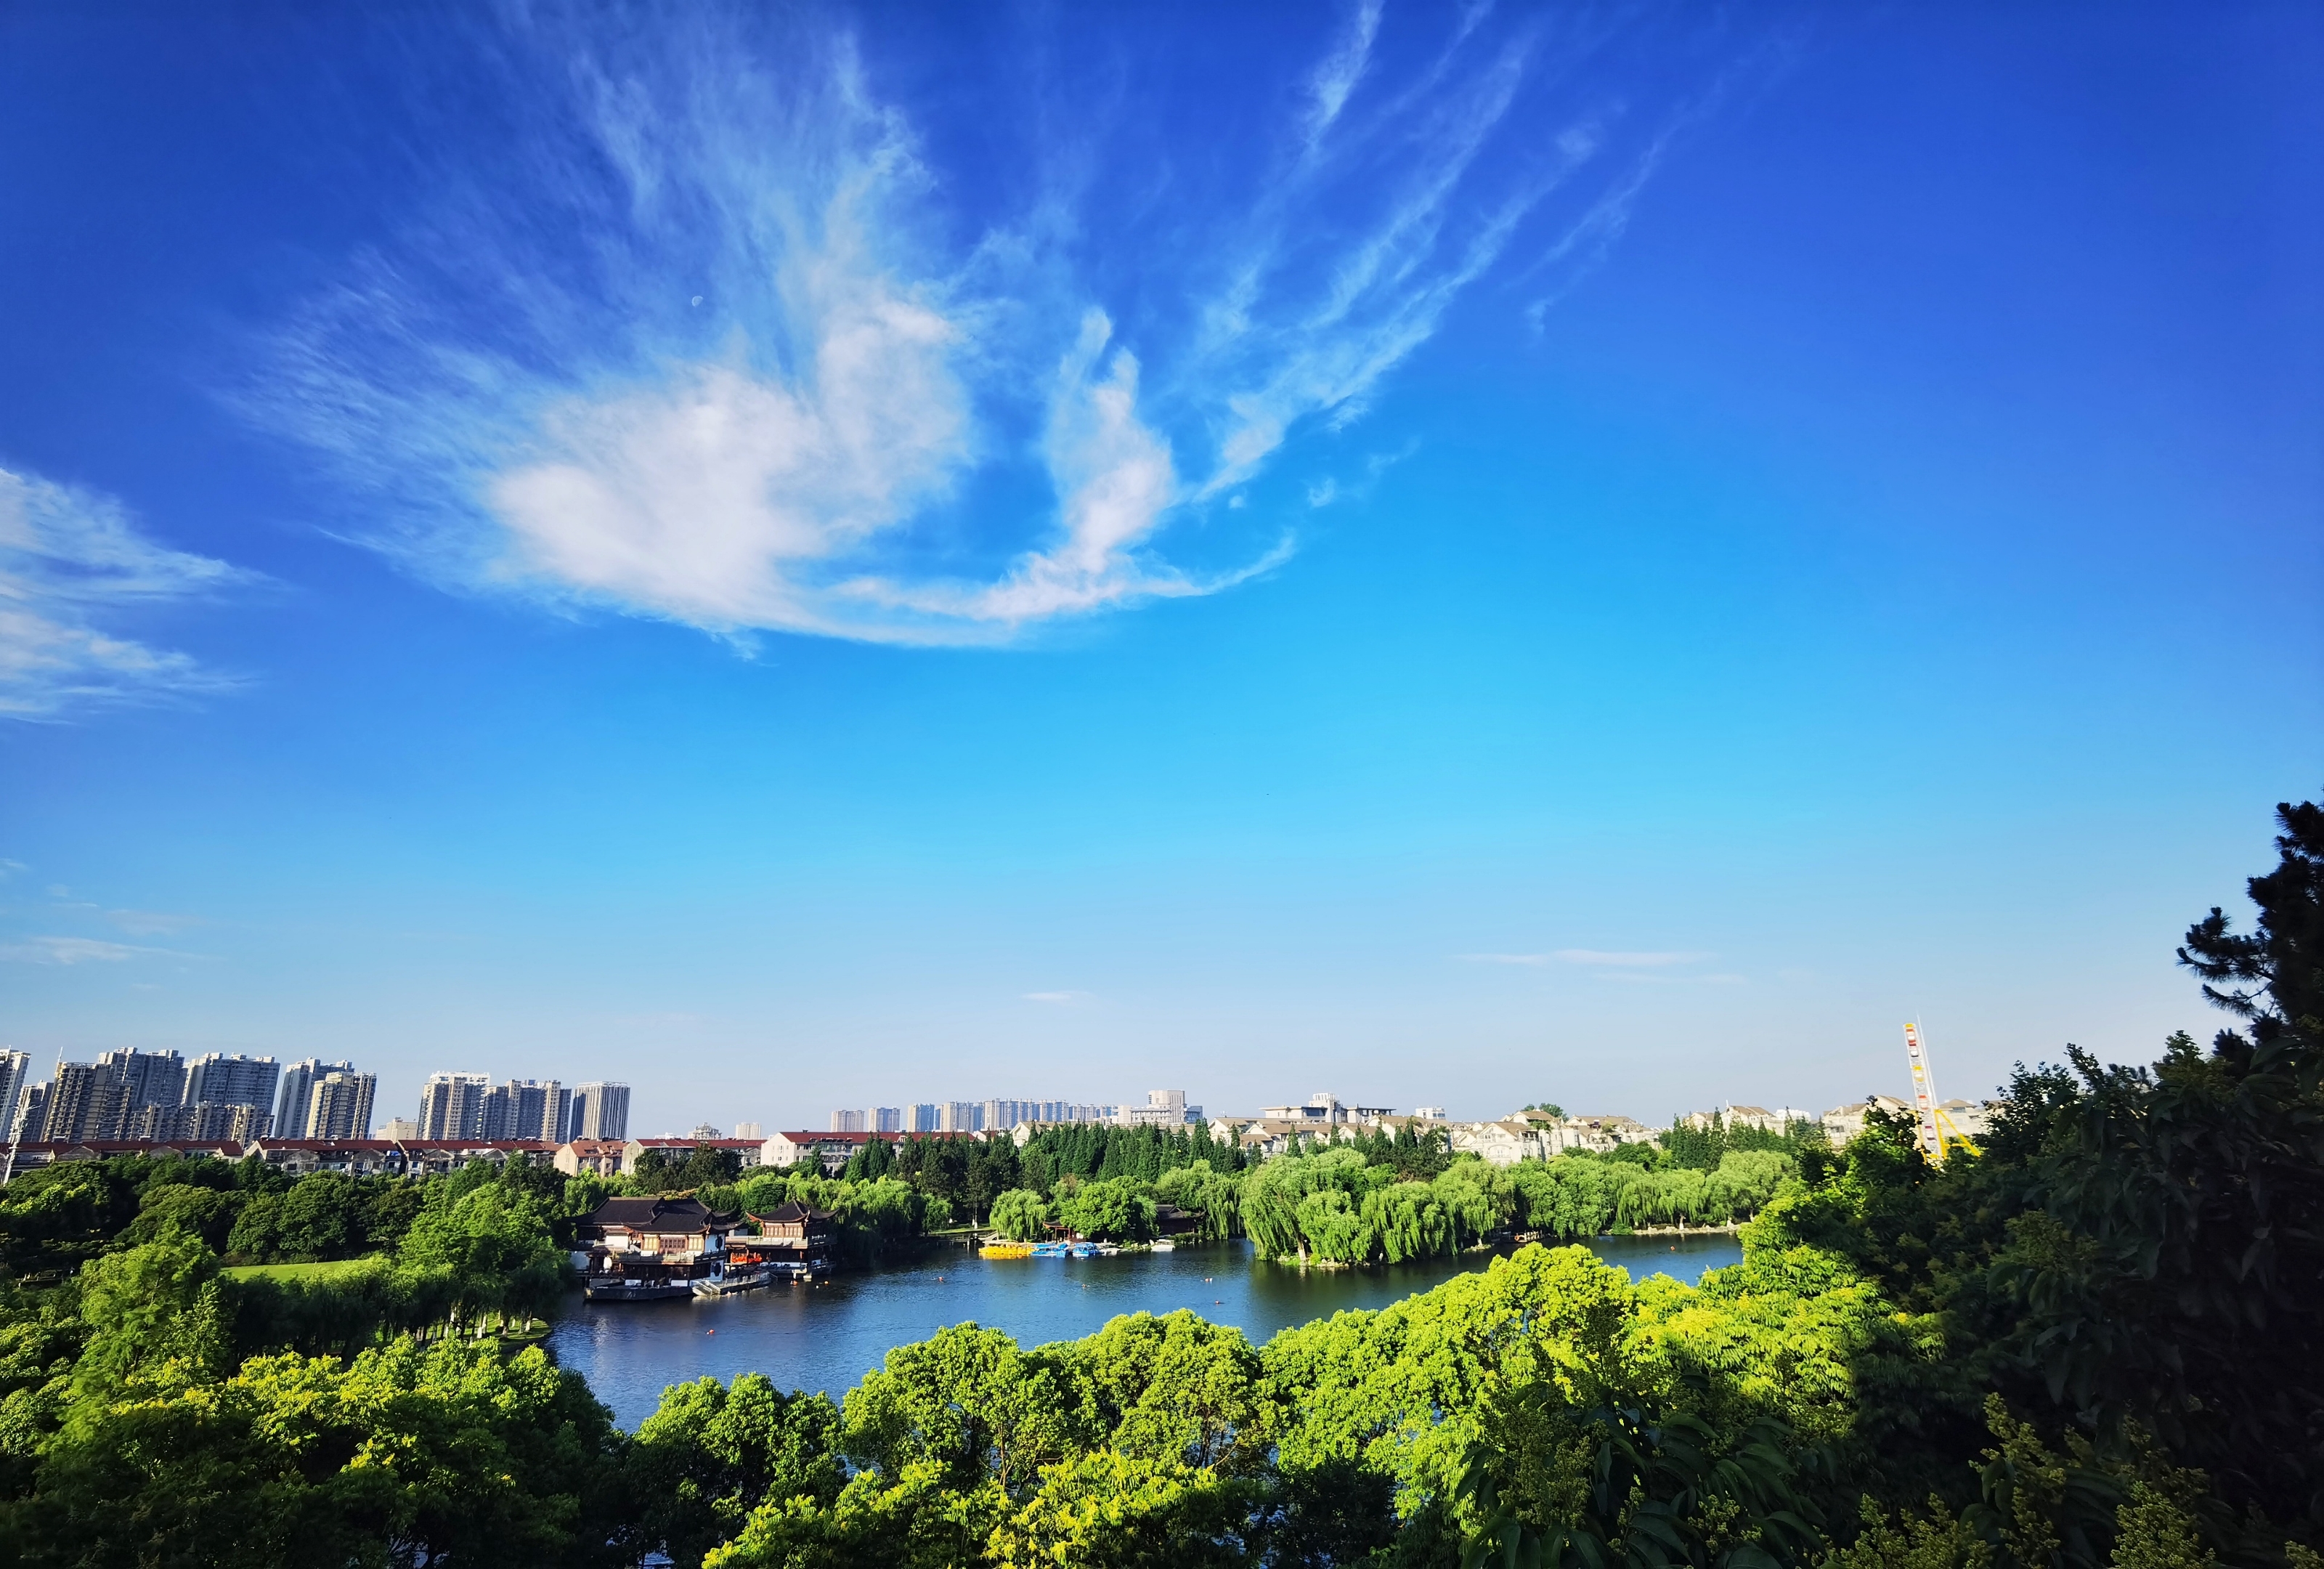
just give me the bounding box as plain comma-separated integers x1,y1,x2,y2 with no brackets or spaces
550,1233,1744,1429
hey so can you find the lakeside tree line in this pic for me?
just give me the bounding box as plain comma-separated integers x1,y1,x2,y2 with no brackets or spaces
0,795,2317,1565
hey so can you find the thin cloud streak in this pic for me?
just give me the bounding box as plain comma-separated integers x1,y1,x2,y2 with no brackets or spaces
1,935,160,965
0,466,248,719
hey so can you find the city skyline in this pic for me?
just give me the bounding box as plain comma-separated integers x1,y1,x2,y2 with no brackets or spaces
1,4,2317,1135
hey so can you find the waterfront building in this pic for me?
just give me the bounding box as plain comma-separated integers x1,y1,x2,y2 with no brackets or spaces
577,1194,737,1260
308,1071,377,1142
572,1082,630,1141
275,1059,353,1139
736,1200,836,1278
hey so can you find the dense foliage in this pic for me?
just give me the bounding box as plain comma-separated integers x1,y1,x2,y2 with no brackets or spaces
0,795,2316,1565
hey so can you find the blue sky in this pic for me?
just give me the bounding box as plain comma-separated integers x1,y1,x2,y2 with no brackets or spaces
1,2,2317,1136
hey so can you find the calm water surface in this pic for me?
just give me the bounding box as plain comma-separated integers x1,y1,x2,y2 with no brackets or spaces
550,1234,1744,1429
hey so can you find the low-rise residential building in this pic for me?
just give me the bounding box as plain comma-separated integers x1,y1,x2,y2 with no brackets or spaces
1820,1095,1910,1143
553,1139,628,1177
1451,1119,1546,1166
761,1128,977,1172
622,1136,765,1175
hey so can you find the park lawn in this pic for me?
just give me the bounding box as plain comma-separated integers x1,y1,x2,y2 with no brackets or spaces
223,1256,385,1281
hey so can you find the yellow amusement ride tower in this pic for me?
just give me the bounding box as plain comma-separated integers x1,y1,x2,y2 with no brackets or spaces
1903,1021,1980,1164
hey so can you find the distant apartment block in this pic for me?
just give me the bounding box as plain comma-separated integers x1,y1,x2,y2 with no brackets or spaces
185,1053,281,1114
572,1082,630,1142
275,1059,354,1140
483,1079,569,1143
0,1051,31,1140
1119,1090,1204,1127
10,1082,46,1144
734,1121,763,1139
849,1098,1129,1135
308,1071,377,1141
417,1072,492,1140
100,1049,187,1115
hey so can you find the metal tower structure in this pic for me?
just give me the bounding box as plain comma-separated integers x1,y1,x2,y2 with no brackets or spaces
1902,1021,1979,1163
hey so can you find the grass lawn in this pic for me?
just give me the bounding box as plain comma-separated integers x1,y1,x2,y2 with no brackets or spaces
222,1256,384,1281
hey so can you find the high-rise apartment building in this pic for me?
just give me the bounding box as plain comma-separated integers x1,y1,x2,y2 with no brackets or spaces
572,1082,630,1141
10,1082,47,1143
830,1108,865,1132
275,1059,353,1140
183,1101,269,1143
184,1053,280,1115
0,1051,28,1138
481,1079,566,1142
938,1101,983,1132
910,1103,940,1132
94,1049,187,1116
45,1061,129,1143
308,1071,377,1141
417,1072,491,1140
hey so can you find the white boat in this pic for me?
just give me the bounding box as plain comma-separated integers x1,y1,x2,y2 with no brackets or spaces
1150,1240,1176,1252
693,1260,775,1297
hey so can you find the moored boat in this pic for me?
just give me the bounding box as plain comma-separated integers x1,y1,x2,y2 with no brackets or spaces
980,1242,1034,1259
693,1260,776,1297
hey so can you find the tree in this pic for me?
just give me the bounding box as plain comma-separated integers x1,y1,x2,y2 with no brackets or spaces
988,1189,1051,1242
10,1337,630,1566
1057,1180,1155,1243
630,1373,845,1568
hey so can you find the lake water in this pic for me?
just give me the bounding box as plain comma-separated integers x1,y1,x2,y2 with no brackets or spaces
549,1233,1744,1429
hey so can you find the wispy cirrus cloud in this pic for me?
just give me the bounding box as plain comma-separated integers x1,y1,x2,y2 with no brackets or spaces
249,4,1745,647
0,467,246,718
1,935,156,965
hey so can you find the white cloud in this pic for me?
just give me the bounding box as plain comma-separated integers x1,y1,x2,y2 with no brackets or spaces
1551,949,1712,968
0,935,151,965
251,6,1726,646
0,467,245,718
1303,0,1384,153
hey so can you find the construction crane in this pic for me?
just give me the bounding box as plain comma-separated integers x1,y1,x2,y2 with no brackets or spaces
1902,1022,1980,1163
